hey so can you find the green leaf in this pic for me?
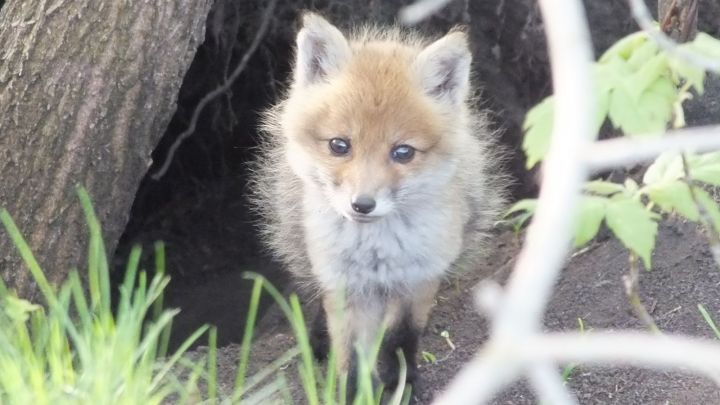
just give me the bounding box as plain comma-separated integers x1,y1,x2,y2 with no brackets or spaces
600,31,649,63
646,75,677,101
626,53,669,102
609,76,675,137
643,152,684,184
688,152,720,186
522,73,610,168
645,180,700,221
421,351,437,364
605,197,659,268
504,199,538,231
584,180,626,196
694,188,720,234
522,97,554,169
668,56,705,94
634,79,675,134
693,151,720,166
608,84,636,132
692,164,720,186
687,32,720,59
624,178,640,194
574,196,607,247
595,56,633,93
626,39,660,70
594,81,612,134
505,199,538,217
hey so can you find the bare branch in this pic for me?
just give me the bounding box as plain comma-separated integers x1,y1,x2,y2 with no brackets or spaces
490,0,595,339
528,364,579,405
523,332,720,384
151,0,278,180
399,0,455,25
623,254,661,333
681,153,720,267
434,0,595,399
432,348,522,405
584,125,720,171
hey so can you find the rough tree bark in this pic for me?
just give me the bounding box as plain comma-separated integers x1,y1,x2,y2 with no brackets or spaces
659,0,698,41
0,0,214,299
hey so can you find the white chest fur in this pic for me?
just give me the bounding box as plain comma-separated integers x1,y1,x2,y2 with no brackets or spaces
302,190,463,296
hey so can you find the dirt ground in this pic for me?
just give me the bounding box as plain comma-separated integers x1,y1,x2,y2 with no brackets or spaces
196,214,720,404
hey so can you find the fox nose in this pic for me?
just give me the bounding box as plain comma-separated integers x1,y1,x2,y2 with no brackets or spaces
351,195,376,214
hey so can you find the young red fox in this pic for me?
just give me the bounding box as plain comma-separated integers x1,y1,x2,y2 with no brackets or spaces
250,12,505,392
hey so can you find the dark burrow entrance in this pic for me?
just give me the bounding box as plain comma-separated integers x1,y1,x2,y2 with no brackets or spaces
111,0,720,350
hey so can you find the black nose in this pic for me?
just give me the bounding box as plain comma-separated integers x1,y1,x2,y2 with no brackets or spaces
351,195,376,214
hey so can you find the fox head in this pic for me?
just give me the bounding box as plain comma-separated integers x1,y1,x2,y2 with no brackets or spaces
277,12,473,223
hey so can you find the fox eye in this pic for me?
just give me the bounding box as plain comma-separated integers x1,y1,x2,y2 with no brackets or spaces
329,138,351,156
391,145,415,163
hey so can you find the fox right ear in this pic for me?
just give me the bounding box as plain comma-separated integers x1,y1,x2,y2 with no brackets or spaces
414,30,472,106
294,13,351,88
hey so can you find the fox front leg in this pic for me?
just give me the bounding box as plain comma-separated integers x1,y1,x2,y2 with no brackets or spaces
320,291,387,398
310,305,331,361
377,280,440,394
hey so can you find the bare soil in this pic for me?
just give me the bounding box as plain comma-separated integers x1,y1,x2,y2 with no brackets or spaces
198,214,720,404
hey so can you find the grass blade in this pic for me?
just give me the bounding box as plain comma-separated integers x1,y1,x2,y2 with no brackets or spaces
77,186,111,315
698,304,720,339
208,326,218,405
233,276,264,398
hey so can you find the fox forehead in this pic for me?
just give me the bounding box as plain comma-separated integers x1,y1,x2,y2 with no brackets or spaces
286,43,446,153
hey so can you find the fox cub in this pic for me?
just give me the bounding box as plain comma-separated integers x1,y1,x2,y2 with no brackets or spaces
251,12,504,391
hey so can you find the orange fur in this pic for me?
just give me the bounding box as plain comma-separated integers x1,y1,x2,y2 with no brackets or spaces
282,41,453,196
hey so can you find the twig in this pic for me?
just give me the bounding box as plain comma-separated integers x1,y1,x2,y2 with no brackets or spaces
528,364,579,405
681,153,720,267
583,125,720,172
622,254,660,333
151,0,278,180
627,0,720,73
433,0,595,400
488,0,595,337
399,0,455,25
523,332,720,384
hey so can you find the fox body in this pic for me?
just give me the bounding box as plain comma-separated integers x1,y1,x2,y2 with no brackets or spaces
250,12,504,389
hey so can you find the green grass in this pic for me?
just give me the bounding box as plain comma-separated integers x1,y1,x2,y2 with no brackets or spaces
0,186,410,404
0,187,207,404
698,304,720,340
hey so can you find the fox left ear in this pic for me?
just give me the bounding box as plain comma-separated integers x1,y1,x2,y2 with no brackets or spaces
294,13,352,88
414,30,471,106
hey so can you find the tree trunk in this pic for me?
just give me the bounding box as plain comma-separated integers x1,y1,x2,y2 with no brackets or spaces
659,0,699,42
0,0,213,299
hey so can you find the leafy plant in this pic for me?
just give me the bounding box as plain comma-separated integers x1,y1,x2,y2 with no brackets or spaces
509,29,720,269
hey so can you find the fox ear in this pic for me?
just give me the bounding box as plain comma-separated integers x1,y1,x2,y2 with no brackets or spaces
294,13,351,88
414,31,471,106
